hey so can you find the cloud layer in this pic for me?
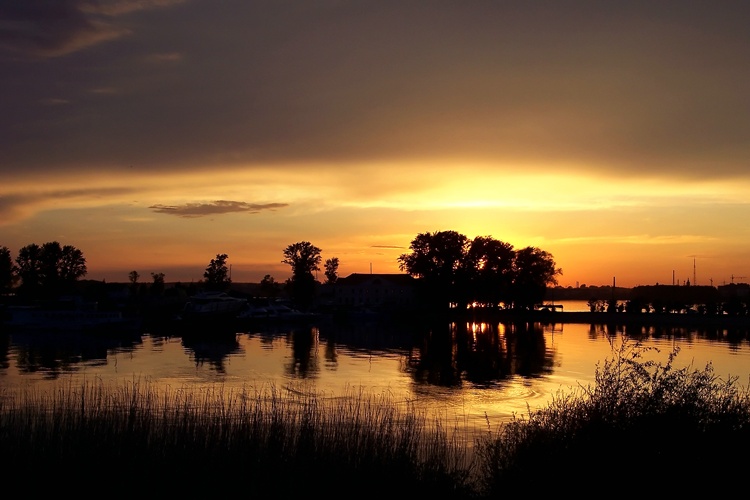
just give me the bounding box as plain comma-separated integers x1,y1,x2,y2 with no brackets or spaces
3,1,748,179
2,1,749,286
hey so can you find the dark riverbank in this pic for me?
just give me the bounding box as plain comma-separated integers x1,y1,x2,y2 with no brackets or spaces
495,309,750,328
379,306,750,331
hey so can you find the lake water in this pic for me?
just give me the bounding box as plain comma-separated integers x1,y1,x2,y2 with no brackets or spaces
2,299,750,443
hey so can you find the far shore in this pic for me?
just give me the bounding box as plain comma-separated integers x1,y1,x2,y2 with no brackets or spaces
493,309,750,328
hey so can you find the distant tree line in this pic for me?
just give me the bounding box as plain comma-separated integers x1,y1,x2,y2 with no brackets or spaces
1,231,563,313
4,235,748,317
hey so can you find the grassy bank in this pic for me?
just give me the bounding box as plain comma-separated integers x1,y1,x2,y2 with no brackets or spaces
2,340,749,497
475,340,750,495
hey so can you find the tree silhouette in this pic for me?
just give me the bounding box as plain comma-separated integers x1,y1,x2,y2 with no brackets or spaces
128,270,141,299
324,257,339,285
55,243,86,283
15,241,87,298
0,246,17,294
282,241,321,310
15,243,43,296
398,230,470,310
465,236,515,308
399,231,561,311
150,272,165,296
511,246,562,310
203,253,231,291
260,274,280,298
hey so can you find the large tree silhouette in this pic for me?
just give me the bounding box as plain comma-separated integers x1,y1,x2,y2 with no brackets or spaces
465,236,516,308
510,246,562,310
282,241,322,310
15,241,87,298
399,231,561,310
398,230,470,310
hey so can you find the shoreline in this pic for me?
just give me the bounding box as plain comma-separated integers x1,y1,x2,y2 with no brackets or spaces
493,310,750,328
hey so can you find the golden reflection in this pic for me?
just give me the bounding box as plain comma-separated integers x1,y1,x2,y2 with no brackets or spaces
540,322,564,334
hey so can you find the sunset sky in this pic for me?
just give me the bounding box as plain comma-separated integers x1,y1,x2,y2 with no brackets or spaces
2,1,749,288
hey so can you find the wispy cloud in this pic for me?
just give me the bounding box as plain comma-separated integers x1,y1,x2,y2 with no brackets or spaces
371,245,405,250
39,98,70,105
143,52,184,63
0,187,136,225
555,234,720,245
149,200,289,218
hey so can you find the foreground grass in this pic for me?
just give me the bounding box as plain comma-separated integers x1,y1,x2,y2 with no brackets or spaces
2,340,750,497
0,380,476,497
476,341,750,495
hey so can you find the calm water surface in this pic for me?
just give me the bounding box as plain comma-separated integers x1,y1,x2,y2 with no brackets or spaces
2,299,750,441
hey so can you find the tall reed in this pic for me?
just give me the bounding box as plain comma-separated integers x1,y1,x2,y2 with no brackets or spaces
0,377,478,496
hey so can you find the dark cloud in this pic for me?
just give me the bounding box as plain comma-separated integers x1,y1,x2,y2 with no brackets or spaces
371,245,406,250
0,0,129,57
0,0,185,57
1,1,748,180
149,200,289,218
